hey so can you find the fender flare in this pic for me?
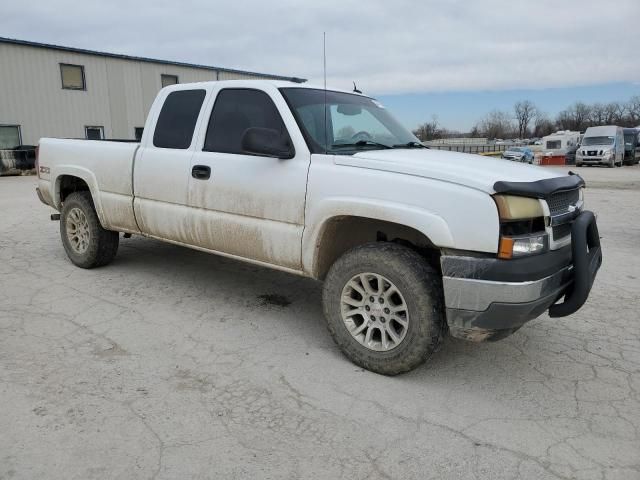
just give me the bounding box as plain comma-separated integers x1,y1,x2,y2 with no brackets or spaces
52,165,107,227
302,196,454,276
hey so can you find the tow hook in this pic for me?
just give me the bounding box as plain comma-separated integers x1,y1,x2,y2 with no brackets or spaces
50,213,60,221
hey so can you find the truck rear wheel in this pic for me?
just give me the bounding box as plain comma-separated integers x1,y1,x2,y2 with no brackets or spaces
60,192,119,268
322,242,444,375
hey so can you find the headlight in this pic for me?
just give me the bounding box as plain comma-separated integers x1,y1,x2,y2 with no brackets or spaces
499,234,548,259
493,195,544,220
493,194,547,259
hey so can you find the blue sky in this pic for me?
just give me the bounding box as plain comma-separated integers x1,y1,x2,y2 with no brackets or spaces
378,82,640,132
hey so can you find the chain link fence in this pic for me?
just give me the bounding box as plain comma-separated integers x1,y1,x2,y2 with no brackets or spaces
424,142,529,154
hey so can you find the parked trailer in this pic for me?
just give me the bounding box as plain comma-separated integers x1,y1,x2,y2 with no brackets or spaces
541,130,581,155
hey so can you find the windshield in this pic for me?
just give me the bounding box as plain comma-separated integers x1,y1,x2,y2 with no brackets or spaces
507,147,524,152
280,88,420,154
582,136,614,146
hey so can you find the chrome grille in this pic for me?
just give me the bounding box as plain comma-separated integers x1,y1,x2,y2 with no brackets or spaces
547,189,580,217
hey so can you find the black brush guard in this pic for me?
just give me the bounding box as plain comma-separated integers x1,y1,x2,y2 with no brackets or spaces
548,211,602,317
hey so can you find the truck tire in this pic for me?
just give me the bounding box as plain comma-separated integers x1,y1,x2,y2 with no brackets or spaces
322,242,444,375
60,192,119,268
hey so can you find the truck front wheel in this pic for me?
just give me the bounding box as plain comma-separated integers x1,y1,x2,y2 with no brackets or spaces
60,192,119,268
322,242,444,375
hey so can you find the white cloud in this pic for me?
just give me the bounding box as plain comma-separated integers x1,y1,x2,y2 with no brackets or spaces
1,0,639,96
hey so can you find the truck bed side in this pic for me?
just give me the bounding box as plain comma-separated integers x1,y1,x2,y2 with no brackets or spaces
37,138,141,233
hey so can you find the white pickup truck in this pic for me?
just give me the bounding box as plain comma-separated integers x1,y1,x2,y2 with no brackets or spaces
36,80,602,374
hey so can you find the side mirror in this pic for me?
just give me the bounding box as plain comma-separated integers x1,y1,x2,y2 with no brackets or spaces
241,127,294,159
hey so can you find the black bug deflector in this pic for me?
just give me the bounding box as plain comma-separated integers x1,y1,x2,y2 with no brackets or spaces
493,173,585,198
548,210,602,317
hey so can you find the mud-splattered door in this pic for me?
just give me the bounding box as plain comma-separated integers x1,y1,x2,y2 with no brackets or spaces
133,89,208,243
187,88,309,270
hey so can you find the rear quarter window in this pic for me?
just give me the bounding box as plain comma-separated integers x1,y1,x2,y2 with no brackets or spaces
153,89,206,149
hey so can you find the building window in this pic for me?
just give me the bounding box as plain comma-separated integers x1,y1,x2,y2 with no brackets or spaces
134,127,144,141
161,74,179,88
0,125,22,149
60,64,86,90
85,126,104,140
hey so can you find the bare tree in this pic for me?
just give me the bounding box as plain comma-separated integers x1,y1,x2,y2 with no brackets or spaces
625,96,640,125
556,109,573,131
469,125,481,138
533,112,556,137
556,102,592,131
573,102,592,130
589,103,607,125
413,116,442,141
476,110,514,139
609,102,627,124
514,100,536,139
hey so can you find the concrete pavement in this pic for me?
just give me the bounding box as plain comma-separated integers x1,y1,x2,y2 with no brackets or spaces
1,170,639,479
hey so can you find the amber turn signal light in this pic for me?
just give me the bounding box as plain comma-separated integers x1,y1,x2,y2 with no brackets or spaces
498,237,514,259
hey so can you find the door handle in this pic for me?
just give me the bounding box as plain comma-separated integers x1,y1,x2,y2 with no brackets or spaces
191,165,211,180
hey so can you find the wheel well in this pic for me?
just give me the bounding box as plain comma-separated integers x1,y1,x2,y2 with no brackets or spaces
58,175,90,204
314,216,441,279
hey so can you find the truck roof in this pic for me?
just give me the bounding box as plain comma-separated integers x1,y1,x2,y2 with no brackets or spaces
163,79,370,97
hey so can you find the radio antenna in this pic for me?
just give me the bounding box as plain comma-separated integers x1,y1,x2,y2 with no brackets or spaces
323,31,328,153
323,32,327,91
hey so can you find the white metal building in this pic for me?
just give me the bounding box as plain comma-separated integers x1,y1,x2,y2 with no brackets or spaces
0,37,304,148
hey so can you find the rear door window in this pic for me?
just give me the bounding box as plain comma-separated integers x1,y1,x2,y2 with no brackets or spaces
153,89,206,149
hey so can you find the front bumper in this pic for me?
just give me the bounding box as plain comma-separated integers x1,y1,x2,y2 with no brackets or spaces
442,211,602,342
578,156,610,164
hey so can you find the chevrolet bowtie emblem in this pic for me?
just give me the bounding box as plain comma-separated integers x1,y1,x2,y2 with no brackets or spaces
567,205,577,213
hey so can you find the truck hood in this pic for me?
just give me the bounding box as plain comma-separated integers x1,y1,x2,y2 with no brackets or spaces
335,149,561,193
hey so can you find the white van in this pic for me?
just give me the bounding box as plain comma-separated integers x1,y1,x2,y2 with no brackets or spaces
576,126,624,167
